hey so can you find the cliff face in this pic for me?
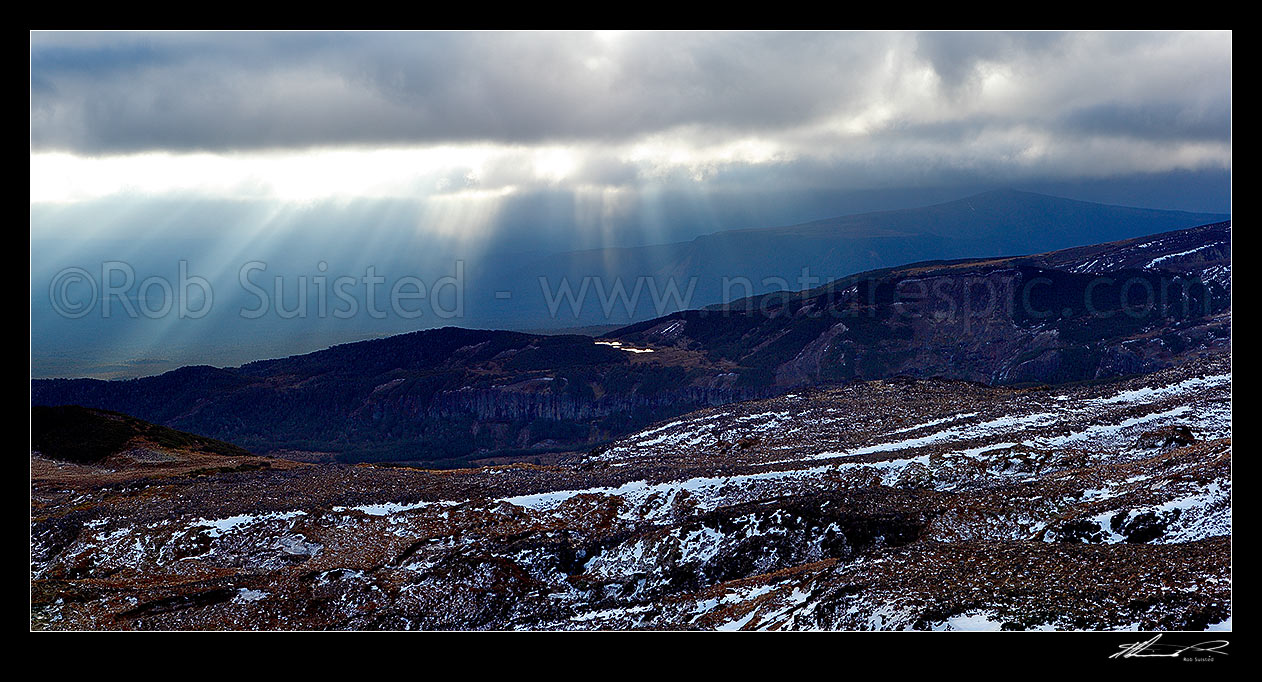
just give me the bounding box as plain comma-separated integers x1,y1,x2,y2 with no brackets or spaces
417,384,758,422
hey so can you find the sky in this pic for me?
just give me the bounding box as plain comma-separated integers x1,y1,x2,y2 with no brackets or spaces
29,30,1232,378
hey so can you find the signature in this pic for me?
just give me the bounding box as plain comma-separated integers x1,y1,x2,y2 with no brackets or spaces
1111,634,1229,659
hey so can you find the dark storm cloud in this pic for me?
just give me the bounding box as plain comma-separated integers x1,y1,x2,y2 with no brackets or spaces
1056,100,1232,142
914,30,1067,90
30,31,893,152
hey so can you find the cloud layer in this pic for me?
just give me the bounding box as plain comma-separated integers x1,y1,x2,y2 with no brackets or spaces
31,31,1230,191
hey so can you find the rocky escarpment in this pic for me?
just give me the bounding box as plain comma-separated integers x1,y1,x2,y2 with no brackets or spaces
32,331,757,466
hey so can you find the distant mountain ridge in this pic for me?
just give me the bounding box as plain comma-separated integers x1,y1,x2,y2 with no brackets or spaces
485,189,1228,326
32,219,1230,467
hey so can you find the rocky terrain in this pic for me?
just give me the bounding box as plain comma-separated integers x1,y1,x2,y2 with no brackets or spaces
31,221,1230,467
31,350,1230,630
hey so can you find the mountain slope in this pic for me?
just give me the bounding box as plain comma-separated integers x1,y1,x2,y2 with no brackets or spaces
32,405,253,464
610,220,1231,388
30,406,292,491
